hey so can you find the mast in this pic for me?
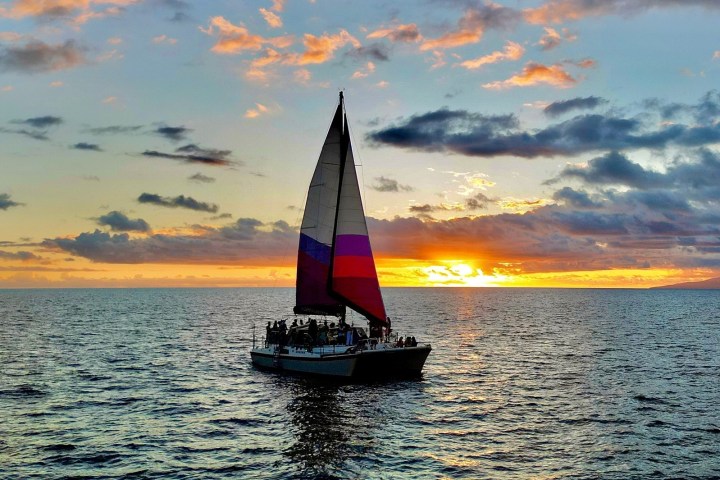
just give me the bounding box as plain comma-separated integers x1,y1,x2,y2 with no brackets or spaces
327,91,347,306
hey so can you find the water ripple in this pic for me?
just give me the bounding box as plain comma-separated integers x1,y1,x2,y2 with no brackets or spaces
1,288,720,478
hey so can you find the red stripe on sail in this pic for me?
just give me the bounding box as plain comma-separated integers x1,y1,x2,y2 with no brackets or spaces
333,255,377,279
332,277,387,322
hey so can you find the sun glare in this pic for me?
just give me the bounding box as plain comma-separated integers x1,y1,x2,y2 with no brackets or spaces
421,261,508,287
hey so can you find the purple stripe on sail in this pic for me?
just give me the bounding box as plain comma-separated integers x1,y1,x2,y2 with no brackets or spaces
300,233,331,265
335,234,372,257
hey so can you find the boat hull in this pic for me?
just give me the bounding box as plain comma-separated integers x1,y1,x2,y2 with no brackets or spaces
250,348,359,378
354,345,432,378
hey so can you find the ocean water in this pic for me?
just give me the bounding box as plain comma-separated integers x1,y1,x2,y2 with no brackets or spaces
1,287,719,479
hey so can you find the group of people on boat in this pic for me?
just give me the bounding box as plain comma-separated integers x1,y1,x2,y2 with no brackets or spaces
264,316,419,351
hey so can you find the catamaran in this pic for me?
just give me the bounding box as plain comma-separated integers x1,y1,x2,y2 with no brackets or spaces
250,93,431,378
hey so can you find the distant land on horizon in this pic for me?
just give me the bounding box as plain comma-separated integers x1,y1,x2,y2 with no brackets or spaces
652,277,720,289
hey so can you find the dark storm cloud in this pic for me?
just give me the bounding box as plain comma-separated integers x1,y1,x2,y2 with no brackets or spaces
367,92,720,158
71,142,102,151
544,96,608,117
0,193,23,210
44,218,296,265
154,125,191,142
138,193,219,213
370,176,413,192
0,40,86,74
142,143,234,166
96,211,151,232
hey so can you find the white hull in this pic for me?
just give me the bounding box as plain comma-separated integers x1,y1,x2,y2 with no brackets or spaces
250,345,359,377
250,342,430,378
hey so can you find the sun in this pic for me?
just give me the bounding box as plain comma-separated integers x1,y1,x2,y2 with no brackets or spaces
420,261,508,287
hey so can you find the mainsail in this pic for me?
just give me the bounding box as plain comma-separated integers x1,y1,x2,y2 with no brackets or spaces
295,94,387,325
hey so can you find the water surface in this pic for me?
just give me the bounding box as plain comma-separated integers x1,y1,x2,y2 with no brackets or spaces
1,288,719,478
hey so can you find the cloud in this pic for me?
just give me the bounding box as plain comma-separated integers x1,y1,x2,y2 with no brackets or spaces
420,4,520,51
0,193,23,210
552,186,602,209
482,61,579,89
142,144,234,166
544,96,608,117
85,124,143,135
12,115,62,129
536,27,576,51
244,103,269,118
201,16,293,54
0,250,40,261
154,125,191,141
524,0,720,25
97,211,151,232
346,44,390,62
259,7,282,28
351,61,375,79
370,176,413,192
458,41,524,70
71,142,102,151
152,34,178,45
1,115,62,141
367,92,720,158
138,193,219,213
189,172,215,183
550,149,720,196
465,192,493,210
367,23,421,43
294,30,360,65
44,218,296,265
0,40,87,74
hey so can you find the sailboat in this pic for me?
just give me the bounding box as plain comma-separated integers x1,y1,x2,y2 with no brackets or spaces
250,93,431,378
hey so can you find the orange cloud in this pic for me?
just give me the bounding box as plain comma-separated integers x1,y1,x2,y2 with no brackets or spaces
420,9,485,51
420,4,516,51
271,0,285,12
0,0,138,22
482,62,578,89
202,16,293,54
458,40,524,70
259,7,282,28
294,30,360,65
367,23,421,43
523,1,612,24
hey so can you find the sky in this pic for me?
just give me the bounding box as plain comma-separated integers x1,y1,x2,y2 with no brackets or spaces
1,0,720,289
